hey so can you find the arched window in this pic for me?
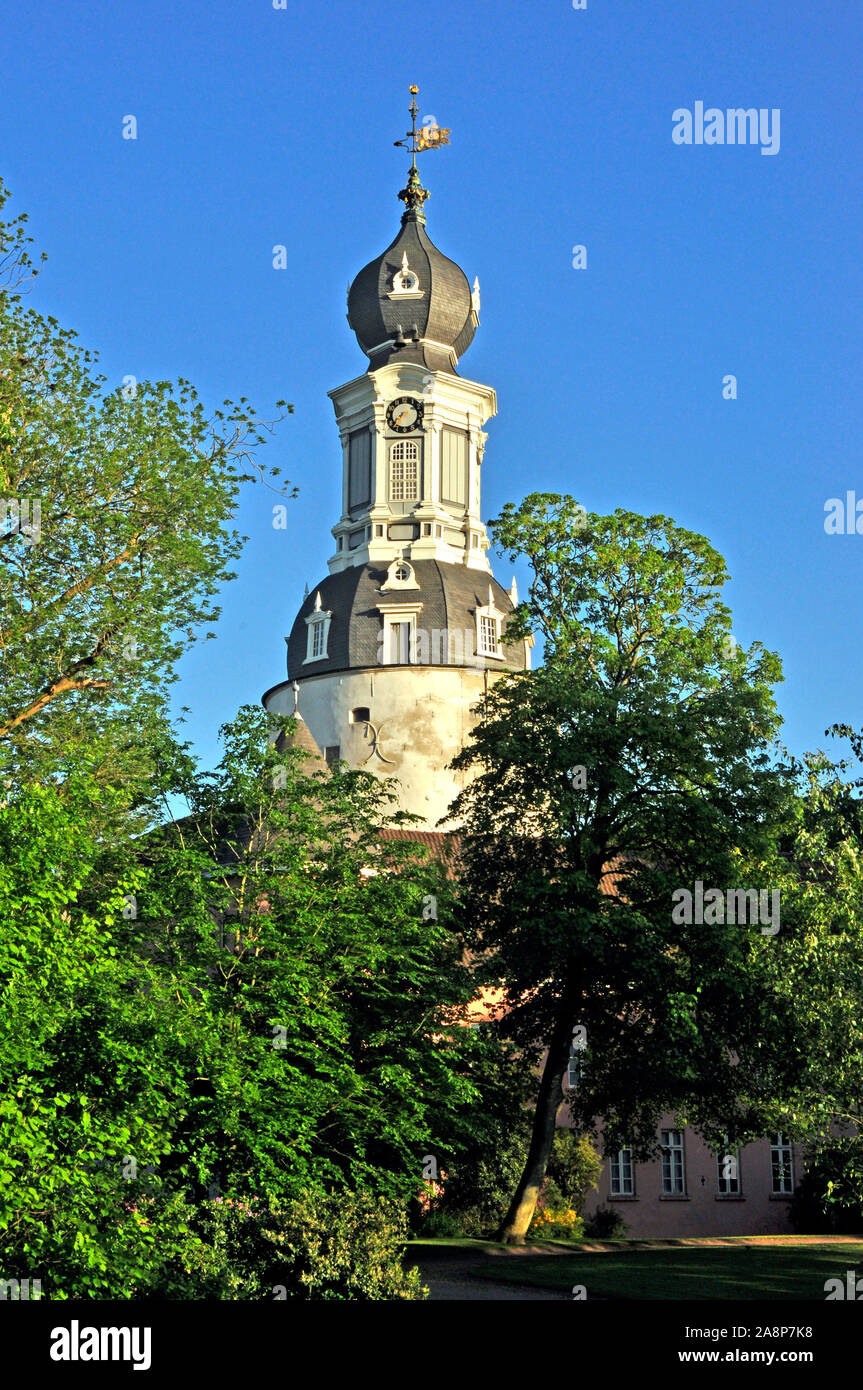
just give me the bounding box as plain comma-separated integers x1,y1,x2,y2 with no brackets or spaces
390,440,419,506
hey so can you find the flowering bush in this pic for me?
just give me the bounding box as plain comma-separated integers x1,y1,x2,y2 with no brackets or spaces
526,1179,584,1242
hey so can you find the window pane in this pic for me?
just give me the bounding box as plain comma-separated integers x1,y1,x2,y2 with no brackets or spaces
390,441,419,504
389,621,410,664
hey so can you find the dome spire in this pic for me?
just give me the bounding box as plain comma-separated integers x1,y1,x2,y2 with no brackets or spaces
393,85,450,226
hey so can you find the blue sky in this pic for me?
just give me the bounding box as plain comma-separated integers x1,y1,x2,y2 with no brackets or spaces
3,0,861,770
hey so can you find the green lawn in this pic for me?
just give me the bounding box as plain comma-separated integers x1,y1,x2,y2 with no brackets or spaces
466,1241,863,1300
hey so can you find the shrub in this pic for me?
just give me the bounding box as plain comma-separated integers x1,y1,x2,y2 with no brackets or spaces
546,1131,603,1215
161,1191,427,1300
526,1177,584,1242
583,1204,629,1239
790,1138,863,1235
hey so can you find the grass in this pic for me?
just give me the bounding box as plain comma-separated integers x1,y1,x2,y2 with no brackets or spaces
460,1240,863,1300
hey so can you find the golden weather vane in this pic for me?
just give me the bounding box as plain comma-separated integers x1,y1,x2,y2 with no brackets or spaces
394,86,451,220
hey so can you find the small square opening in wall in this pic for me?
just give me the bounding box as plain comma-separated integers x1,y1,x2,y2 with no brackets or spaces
423,523,431,535
375,525,384,537
349,707,370,724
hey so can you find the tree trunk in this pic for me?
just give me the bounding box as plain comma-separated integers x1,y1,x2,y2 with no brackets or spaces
496,1006,575,1244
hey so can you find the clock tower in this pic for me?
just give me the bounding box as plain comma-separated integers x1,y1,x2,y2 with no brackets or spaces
263,89,530,828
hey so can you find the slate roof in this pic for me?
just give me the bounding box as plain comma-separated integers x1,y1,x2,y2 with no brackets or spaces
287,559,527,681
347,214,476,372
274,717,328,773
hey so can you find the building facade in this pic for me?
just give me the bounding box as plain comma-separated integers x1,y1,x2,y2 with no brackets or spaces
262,114,530,829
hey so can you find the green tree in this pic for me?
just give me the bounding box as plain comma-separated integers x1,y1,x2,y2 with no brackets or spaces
0,770,206,1297
0,178,291,810
137,705,483,1211
450,495,795,1242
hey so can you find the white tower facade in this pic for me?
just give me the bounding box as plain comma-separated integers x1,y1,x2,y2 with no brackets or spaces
263,99,530,829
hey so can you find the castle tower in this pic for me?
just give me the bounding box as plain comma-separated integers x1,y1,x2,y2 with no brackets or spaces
263,90,530,828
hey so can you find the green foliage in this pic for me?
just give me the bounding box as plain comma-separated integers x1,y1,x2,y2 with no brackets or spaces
527,1178,584,1241
163,1193,426,1300
0,706,492,1295
0,177,292,813
412,1030,536,1236
453,500,794,1158
789,1138,863,1235
0,773,205,1298
546,1131,602,1215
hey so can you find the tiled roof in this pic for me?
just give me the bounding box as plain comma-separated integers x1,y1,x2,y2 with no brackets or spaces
287,559,527,680
347,215,476,373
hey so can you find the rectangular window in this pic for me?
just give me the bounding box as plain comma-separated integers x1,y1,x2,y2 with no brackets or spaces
770,1134,794,1194
660,1129,685,1194
390,441,419,506
717,1144,741,1194
478,615,499,656
389,621,411,664
610,1148,634,1196
439,428,468,508
348,431,371,512
324,745,340,767
311,622,326,659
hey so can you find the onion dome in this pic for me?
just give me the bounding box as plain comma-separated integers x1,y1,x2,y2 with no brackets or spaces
346,166,480,374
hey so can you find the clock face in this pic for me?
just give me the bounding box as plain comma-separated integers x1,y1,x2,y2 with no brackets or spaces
386,396,423,433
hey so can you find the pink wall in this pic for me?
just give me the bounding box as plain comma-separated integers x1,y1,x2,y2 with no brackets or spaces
577,1116,798,1238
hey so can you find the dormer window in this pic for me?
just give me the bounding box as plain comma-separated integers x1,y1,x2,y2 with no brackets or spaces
387,251,423,300
475,585,505,660
381,554,420,592
304,591,332,664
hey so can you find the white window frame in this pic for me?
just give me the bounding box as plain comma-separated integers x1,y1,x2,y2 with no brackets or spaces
610,1148,634,1197
376,602,423,666
304,591,332,664
660,1129,686,1195
770,1134,794,1194
475,585,505,660
389,439,420,504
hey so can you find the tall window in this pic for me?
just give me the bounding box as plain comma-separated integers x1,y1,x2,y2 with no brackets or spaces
388,621,411,664
303,591,331,665
660,1129,685,1194
478,614,499,657
770,1134,794,1194
717,1143,741,1194
610,1148,634,1196
390,440,419,507
348,430,371,513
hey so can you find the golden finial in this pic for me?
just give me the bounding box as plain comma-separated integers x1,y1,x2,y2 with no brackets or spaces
394,86,450,223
